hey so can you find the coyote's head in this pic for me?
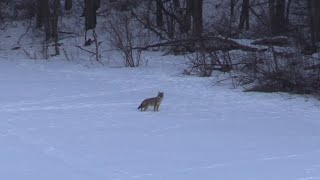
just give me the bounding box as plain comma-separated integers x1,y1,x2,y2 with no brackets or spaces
158,91,164,98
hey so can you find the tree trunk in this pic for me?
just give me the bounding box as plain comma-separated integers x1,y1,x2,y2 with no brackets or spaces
36,0,49,29
231,0,235,20
184,0,192,32
173,0,188,34
309,0,320,49
275,0,286,31
85,0,97,31
312,0,320,42
95,0,100,10
162,0,181,38
269,0,287,35
191,0,203,37
37,0,51,40
0,2,2,21
52,0,61,55
172,0,180,9
285,0,292,22
36,0,42,28
155,0,164,28
65,0,72,11
93,28,100,62
239,0,250,30
268,0,276,33
316,2,320,42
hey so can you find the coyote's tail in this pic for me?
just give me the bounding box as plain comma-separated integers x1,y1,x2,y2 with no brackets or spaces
137,103,142,109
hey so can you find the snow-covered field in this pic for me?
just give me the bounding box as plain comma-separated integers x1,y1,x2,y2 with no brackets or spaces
0,53,320,180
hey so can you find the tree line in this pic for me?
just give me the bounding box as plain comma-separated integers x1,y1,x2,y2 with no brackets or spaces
0,0,319,51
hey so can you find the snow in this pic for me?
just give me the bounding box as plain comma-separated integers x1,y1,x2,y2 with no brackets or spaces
0,52,320,180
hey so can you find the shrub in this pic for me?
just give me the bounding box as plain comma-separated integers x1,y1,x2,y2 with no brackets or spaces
237,47,320,95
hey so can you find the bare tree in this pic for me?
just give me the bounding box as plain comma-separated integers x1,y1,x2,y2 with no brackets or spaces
106,12,143,67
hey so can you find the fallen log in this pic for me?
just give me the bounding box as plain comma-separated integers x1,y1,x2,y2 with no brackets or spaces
251,36,290,46
133,35,260,53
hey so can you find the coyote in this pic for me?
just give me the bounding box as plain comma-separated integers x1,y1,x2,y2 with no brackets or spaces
137,92,164,111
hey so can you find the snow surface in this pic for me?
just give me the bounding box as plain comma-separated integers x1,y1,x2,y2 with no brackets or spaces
0,53,320,180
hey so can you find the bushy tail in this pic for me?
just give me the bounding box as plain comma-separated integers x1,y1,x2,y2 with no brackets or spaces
137,103,142,109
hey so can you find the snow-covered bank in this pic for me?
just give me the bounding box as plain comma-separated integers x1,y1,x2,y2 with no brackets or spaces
0,55,319,180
